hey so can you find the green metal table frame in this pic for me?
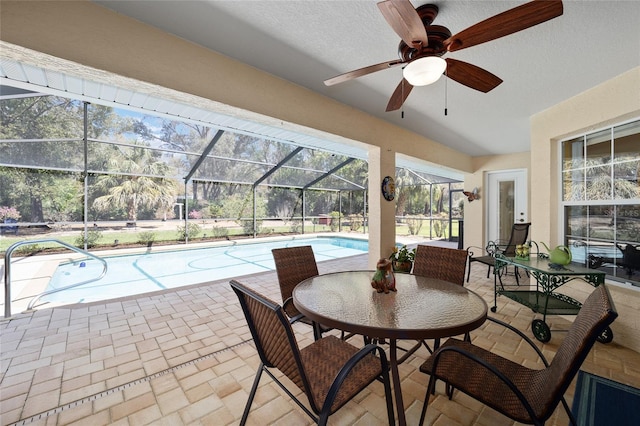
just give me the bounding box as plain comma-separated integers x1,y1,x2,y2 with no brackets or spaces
493,254,612,343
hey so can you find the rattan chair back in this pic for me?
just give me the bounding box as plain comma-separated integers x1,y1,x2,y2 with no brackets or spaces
412,245,468,286
541,284,618,415
231,280,306,386
419,284,617,425
230,280,395,425
272,246,319,318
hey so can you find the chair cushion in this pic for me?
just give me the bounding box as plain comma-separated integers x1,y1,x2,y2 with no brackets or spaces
300,335,382,414
420,338,547,423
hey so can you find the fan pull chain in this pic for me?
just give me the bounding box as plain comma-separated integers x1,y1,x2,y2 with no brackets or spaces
401,79,405,119
444,71,448,116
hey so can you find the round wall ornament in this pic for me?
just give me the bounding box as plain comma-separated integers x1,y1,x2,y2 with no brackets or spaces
381,176,395,201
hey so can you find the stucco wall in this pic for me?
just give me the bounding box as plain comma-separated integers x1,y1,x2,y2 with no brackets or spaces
463,68,640,351
531,67,640,247
530,67,640,351
464,152,531,250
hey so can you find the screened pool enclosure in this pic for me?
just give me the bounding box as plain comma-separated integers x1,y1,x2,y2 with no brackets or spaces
1,89,462,252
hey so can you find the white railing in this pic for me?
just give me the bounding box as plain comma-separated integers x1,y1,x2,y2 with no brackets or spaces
3,239,107,318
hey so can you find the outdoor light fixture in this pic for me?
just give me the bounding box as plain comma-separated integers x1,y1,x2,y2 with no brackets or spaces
403,56,447,86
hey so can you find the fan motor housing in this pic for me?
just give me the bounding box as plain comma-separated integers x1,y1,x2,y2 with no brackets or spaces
398,24,452,61
416,4,439,26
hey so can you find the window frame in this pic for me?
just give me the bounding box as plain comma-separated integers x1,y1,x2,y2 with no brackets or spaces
559,117,640,286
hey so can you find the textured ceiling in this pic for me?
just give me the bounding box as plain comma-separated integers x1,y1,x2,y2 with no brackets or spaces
90,0,640,157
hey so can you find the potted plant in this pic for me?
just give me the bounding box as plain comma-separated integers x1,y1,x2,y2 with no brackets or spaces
389,245,415,273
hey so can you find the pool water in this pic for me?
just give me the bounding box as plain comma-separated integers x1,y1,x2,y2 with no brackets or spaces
43,237,368,304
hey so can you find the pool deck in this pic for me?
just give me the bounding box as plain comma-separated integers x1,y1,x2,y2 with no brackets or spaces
2,240,640,425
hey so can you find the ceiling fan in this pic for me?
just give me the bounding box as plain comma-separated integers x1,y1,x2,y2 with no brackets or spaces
324,0,563,112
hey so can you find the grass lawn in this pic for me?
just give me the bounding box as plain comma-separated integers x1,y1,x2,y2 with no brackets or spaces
1,220,460,254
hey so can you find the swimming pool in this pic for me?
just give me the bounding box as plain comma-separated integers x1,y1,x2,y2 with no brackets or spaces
42,236,368,305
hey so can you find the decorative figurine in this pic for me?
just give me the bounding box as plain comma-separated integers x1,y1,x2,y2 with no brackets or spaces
463,187,480,202
371,258,396,293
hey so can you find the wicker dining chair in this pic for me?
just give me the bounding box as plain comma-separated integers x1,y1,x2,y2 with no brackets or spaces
411,244,471,350
466,222,531,283
230,280,395,426
272,245,332,340
412,244,469,286
418,284,618,426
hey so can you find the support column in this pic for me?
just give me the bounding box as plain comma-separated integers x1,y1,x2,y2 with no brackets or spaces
368,146,396,269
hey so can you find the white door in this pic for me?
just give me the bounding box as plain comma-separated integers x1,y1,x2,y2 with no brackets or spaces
487,170,528,243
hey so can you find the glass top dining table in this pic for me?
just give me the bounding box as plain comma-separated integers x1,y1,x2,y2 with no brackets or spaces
293,270,488,425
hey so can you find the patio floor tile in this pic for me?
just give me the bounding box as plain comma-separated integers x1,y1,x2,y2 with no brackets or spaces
2,244,639,425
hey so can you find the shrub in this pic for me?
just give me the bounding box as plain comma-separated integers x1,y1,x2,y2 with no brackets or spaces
188,210,203,220
289,220,302,234
406,215,424,235
348,214,363,232
177,222,201,241
208,204,223,218
75,228,102,248
211,226,229,238
257,226,274,236
329,211,342,232
14,244,41,256
137,231,157,245
240,219,263,236
0,206,20,221
433,220,448,238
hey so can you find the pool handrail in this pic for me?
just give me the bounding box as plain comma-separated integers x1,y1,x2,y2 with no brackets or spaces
3,239,108,318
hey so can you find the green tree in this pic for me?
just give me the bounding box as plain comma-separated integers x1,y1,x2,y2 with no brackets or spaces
1,97,125,221
1,97,82,221
91,144,178,222
584,159,639,200
395,169,411,217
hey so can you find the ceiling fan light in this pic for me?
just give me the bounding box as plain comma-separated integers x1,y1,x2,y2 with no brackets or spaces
403,57,447,86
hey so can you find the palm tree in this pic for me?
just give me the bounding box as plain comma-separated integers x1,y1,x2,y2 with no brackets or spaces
584,158,639,200
92,145,177,222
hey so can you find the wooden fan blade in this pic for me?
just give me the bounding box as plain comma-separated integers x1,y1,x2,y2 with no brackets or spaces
386,78,414,111
377,0,428,49
445,58,503,92
324,60,404,86
445,0,563,52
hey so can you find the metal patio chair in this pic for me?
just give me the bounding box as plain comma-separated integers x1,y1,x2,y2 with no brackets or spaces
418,284,618,426
230,279,395,426
467,222,531,283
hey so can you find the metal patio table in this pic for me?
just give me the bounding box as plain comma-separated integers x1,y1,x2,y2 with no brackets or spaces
493,253,611,343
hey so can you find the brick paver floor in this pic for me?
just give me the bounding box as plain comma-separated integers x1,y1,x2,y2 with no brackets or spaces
2,243,639,425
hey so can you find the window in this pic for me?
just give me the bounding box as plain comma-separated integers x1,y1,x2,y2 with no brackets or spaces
562,119,640,285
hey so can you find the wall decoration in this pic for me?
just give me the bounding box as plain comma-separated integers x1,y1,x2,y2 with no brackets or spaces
381,176,395,201
463,187,480,202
